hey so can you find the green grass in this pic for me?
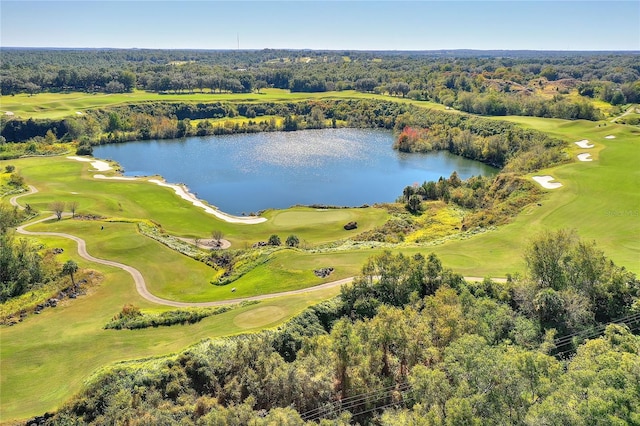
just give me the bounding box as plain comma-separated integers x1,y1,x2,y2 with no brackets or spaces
0,89,445,120
0,262,339,421
433,116,640,272
1,109,639,423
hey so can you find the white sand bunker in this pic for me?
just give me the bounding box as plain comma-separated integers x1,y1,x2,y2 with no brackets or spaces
577,153,593,162
75,111,83,116
148,179,267,224
4,111,14,116
575,140,594,149
94,174,138,181
533,176,563,189
605,135,616,139
67,156,113,172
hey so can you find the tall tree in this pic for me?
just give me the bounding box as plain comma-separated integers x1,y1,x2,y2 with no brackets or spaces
62,260,79,286
68,201,79,218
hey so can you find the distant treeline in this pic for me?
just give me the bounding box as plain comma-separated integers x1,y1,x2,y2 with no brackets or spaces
2,48,639,120
1,99,565,167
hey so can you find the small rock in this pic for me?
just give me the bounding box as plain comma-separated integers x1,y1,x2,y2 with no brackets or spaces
344,222,358,230
314,267,335,278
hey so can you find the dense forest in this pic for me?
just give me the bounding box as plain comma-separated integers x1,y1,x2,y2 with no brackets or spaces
2,49,639,122
36,231,640,425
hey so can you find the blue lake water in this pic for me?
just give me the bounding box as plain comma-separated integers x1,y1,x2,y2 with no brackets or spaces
94,129,497,215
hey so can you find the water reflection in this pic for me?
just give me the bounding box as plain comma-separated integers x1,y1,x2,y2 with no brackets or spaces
94,129,497,215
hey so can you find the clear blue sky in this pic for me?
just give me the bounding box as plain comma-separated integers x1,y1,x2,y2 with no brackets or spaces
2,1,639,51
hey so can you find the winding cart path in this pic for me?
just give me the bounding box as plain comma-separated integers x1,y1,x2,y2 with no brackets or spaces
10,186,505,308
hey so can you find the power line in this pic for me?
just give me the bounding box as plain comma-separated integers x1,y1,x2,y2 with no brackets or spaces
299,313,640,421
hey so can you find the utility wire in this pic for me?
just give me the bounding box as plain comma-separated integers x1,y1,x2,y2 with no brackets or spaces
300,311,640,421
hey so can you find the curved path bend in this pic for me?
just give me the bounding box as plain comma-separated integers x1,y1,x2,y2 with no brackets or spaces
15,214,356,308
11,186,505,308
9,184,39,207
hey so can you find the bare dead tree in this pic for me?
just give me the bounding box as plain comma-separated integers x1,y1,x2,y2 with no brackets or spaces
49,201,65,220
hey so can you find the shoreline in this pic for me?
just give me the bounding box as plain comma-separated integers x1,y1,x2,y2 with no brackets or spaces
68,156,267,224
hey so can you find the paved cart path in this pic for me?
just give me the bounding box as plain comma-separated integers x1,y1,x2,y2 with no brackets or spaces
11,185,505,307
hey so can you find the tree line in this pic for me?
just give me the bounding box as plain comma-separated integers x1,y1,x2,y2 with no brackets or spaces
2,49,638,120
38,230,640,424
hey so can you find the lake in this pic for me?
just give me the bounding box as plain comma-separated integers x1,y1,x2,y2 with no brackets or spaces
94,129,497,215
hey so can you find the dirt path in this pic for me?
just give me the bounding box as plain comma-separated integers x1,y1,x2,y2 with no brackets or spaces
11,185,507,308
610,105,637,123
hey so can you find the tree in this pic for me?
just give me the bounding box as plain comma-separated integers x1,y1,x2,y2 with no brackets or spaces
406,194,422,214
62,260,79,286
211,230,224,247
106,112,123,133
23,82,41,96
282,115,298,131
50,201,65,220
76,144,93,156
8,173,24,187
68,201,79,218
285,235,300,248
268,234,281,246
44,129,57,144
105,80,126,93
355,78,377,93
254,80,268,94
309,107,325,128
118,71,136,92
524,229,577,290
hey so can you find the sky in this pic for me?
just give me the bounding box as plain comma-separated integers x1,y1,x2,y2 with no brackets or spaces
1,1,639,51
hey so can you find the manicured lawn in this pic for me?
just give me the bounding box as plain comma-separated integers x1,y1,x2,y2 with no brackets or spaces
0,258,339,421
431,116,640,273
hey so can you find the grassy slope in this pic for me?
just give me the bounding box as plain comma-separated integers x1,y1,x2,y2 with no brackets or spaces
1,111,639,421
0,254,339,420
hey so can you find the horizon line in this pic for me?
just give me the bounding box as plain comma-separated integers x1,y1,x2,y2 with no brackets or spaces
2,46,639,53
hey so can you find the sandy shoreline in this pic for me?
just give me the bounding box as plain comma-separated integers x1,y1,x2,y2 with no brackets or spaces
148,179,267,224
68,156,266,224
